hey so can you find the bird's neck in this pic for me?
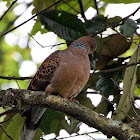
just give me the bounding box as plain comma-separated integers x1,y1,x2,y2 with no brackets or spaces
72,40,87,51
68,45,88,59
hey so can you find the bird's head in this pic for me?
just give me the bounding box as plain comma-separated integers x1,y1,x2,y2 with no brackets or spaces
72,36,96,54
79,36,96,54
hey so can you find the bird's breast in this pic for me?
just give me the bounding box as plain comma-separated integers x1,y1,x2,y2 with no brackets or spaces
46,50,90,98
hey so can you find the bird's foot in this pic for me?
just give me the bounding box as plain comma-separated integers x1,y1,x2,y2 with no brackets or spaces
69,97,79,104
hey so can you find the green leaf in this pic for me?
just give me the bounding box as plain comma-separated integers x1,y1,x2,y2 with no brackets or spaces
31,21,47,35
58,0,94,15
32,0,56,15
97,75,115,97
0,114,24,140
40,109,65,135
85,15,108,35
120,19,138,37
97,62,122,97
134,85,140,97
32,0,94,15
40,10,88,41
40,109,81,135
107,16,122,25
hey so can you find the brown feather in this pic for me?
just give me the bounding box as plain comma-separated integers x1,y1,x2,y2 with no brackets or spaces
28,50,60,91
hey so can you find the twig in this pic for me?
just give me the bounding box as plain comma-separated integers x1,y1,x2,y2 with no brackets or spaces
116,6,140,26
0,61,139,81
28,33,66,48
87,134,96,140
62,0,79,14
54,131,99,140
94,61,140,75
0,0,62,39
0,76,32,80
110,78,140,121
111,6,140,28
0,111,18,124
94,0,99,15
0,109,14,117
112,27,136,44
0,0,17,21
97,91,138,125
131,103,140,120
15,80,20,89
111,78,140,109
78,0,86,20
91,6,140,37
0,126,13,140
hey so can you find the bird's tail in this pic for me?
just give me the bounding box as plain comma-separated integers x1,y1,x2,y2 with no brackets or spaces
20,107,46,140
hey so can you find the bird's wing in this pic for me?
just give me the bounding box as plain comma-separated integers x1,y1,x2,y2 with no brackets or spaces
20,50,60,140
28,50,60,91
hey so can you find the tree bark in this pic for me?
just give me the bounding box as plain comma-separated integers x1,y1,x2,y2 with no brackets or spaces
0,89,139,140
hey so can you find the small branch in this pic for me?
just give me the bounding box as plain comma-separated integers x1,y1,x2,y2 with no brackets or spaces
112,28,132,41
78,0,86,20
87,134,96,140
120,6,140,24
0,111,18,124
0,126,13,140
0,61,139,81
111,6,140,28
96,91,138,125
0,76,32,80
0,89,139,140
111,78,140,109
94,0,99,15
54,131,98,140
94,61,140,75
0,109,14,117
0,0,17,21
28,33,66,48
91,6,140,37
62,0,79,14
0,0,62,39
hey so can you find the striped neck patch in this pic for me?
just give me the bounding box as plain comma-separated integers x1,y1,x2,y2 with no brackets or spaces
73,41,87,51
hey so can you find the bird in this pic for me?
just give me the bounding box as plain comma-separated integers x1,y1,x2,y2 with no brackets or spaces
20,36,96,140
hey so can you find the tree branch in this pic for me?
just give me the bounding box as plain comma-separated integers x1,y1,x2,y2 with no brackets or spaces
0,0,17,21
1,61,140,81
62,0,79,14
93,0,99,15
91,6,140,37
0,126,13,140
0,0,62,39
0,89,139,140
78,0,86,20
28,33,66,48
0,75,32,80
94,61,140,75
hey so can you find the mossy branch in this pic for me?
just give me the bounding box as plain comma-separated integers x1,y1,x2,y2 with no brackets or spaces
0,89,139,140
